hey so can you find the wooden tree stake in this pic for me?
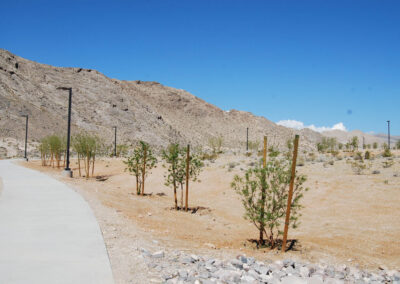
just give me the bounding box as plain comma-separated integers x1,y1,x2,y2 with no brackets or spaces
185,144,190,211
281,134,299,252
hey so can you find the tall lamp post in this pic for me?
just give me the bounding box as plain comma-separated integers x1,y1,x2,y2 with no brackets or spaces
21,114,28,161
113,126,117,157
57,87,73,177
387,120,391,149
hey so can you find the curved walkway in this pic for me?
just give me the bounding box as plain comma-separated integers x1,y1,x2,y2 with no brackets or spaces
0,160,114,284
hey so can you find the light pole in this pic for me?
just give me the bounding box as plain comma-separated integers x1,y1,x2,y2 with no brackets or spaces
21,114,28,161
387,120,391,149
57,87,73,177
113,126,117,157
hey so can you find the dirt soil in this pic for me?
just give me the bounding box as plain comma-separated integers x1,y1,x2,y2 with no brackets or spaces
20,152,400,281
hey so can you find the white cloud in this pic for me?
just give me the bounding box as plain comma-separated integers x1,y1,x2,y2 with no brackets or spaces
276,120,347,133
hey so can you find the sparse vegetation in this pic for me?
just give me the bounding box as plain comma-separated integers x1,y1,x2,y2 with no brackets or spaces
162,144,203,210
231,155,308,248
351,160,367,175
124,141,157,195
208,136,223,155
72,133,103,178
38,134,66,167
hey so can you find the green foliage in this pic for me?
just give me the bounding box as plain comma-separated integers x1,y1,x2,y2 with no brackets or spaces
382,147,392,158
354,151,363,160
396,141,400,150
162,144,203,210
348,136,359,152
268,145,280,158
364,151,370,160
124,141,157,195
382,160,394,168
248,140,260,153
116,144,129,157
373,142,378,149
338,143,344,150
72,133,103,178
350,160,367,175
231,156,308,248
38,134,66,167
316,137,337,153
208,136,223,155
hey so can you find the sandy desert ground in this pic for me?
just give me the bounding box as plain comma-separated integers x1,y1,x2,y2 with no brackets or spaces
20,151,400,282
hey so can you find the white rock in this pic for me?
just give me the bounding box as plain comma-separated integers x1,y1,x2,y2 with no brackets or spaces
151,250,164,258
299,266,310,277
280,275,307,284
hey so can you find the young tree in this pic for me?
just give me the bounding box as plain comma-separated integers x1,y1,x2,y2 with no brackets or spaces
349,136,359,152
232,156,308,248
373,142,378,149
124,141,157,195
208,136,223,155
38,136,50,166
72,133,101,178
163,144,203,210
396,140,400,150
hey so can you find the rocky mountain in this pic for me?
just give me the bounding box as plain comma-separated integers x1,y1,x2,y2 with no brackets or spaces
0,49,322,157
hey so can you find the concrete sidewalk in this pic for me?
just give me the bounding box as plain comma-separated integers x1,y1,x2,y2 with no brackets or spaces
0,160,114,284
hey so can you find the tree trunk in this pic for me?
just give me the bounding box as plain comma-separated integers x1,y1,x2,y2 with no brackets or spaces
180,183,183,209
136,175,139,195
173,183,178,210
259,171,267,245
78,153,81,177
141,148,147,196
91,154,95,177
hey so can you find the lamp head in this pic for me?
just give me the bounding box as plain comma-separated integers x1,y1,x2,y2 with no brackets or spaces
57,87,72,91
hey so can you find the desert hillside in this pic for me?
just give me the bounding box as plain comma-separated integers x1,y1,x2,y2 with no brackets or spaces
0,49,322,156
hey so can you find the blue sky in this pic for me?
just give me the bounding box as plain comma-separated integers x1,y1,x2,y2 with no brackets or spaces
1,0,399,134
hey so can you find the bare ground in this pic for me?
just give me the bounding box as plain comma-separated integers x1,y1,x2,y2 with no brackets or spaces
20,152,400,282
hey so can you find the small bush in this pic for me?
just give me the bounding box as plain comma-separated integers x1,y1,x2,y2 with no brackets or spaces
353,152,363,161
382,160,394,168
124,141,157,195
365,151,370,160
351,160,367,175
232,155,308,248
208,136,223,155
382,148,392,158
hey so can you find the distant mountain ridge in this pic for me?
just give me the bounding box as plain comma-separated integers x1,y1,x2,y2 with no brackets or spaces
0,49,323,156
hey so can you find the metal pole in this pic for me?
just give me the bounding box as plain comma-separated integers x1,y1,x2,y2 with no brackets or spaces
66,88,72,171
185,144,190,212
24,115,28,160
246,128,249,151
388,121,390,148
282,135,300,252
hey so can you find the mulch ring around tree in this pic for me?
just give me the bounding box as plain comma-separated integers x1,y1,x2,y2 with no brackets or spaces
246,238,299,251
168,206,212,215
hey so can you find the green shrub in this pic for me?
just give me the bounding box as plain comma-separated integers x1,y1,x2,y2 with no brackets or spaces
72,133,103,178
231,155,308,248
124,141,157,195
162,144,203,210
